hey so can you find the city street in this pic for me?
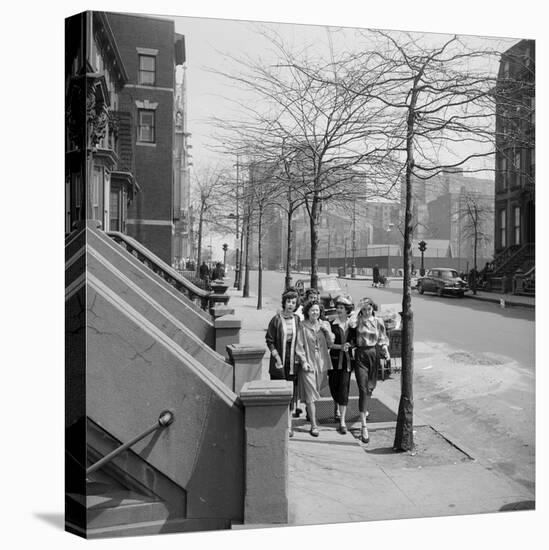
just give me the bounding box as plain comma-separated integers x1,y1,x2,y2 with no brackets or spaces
238,269,535,495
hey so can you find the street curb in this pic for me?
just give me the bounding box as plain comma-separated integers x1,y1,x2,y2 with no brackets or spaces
465,294,535,309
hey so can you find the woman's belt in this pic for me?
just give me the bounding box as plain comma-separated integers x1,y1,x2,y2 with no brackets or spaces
356,345,376,350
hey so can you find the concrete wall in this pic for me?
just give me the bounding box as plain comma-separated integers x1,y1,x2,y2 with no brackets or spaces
88,228,215,348
85,282,244,522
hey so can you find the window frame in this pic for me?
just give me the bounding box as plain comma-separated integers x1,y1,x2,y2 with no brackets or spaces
137,109,156,143
513,206,521,245
499,208,507,248
138,54,156,86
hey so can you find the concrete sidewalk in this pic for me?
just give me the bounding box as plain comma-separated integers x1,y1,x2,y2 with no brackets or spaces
226,284,535,526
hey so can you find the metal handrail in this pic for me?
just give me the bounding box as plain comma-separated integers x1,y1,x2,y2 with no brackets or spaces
86,410,175,476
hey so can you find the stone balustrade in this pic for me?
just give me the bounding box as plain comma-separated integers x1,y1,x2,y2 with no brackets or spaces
239,380,293,525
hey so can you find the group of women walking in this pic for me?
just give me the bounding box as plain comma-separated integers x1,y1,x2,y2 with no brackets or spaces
266,288,390,444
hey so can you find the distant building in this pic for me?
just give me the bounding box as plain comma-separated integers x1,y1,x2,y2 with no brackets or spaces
173,52,193,265
107,13,185,263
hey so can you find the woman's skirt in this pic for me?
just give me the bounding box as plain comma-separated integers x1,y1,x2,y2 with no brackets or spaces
297,364,322,403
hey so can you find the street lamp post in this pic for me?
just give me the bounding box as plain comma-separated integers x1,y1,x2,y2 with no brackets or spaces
222,243,228,272
418,240,427,276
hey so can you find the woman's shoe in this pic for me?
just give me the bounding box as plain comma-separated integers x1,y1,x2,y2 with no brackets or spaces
310,426,320,437
289,428,294,438
338,425,347,435
292,408,302,418
361,426,369,444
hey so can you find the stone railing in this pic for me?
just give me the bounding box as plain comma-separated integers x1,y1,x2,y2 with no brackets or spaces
492,244,522,275
513,266,535,296
107,231,212,311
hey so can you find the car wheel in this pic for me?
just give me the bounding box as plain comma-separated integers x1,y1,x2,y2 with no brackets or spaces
436,286,443,297
418,283,424,294
458,291,464,298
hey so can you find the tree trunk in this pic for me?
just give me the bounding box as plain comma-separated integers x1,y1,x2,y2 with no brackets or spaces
285,207,293,291
243,207,251,298
309,193,321,290
394,86,419,453
237,219,245,290
196,210,204,277
472,219,478,295
257,206,263,309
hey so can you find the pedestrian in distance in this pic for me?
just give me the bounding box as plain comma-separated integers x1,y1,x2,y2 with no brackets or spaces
265,287,302,437
199,261,210,281
372,265,380,288
354,297,390,443
328,296,356,434
295,301,335,437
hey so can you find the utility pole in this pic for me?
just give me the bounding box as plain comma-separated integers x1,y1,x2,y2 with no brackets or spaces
233,155,240,289
351,201,357,278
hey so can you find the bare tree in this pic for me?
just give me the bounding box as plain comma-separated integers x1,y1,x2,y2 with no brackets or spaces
191,165,229,276
210,31,397,290
323,31,512,451
248,160,283,308
458,193,493,293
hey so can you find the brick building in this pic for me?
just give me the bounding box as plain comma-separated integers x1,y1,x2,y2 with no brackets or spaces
107,13,185,263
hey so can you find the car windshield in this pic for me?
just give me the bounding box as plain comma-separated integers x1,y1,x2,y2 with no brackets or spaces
319,278,342,291
440,270,459,279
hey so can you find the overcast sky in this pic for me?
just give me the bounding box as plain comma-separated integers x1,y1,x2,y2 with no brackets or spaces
170,15,517,175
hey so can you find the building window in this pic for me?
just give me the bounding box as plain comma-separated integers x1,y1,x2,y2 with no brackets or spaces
110,189,120,232
525,46,531,68
514,206,521,245
138,109,155,143
92,166,102,220
499,208,507,248
138,55,156,85
503,60,510,78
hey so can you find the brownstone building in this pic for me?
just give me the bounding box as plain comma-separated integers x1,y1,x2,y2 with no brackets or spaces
494,40,535,254
491,39,535,293
65,12,138,234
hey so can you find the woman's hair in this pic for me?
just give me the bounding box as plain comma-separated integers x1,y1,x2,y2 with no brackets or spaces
281,288,299,309
302,299,324,320
334,295,354,314
357,297,378,315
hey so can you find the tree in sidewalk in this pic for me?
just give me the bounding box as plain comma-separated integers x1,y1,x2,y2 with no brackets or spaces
327,31,513,451
191,165,230,277
247,159,283,309
210,31,396,292
457,193,493,293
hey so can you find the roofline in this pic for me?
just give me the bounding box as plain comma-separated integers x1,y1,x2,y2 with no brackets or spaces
95,11,129,84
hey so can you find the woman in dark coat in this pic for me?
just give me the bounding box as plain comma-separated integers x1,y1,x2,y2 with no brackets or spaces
328,296,356,434
265,287,301,435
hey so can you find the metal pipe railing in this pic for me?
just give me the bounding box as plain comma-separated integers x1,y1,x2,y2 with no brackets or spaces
86,410,175,476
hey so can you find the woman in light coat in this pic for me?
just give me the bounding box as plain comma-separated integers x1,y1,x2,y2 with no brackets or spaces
295,301,334,437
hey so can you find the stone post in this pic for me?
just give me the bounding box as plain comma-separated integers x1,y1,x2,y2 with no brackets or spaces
214,315,241,357
239,380,293,525
226,344,266,393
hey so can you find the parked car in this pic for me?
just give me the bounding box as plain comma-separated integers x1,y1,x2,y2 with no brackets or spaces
417,268,468,297
294,275,351,319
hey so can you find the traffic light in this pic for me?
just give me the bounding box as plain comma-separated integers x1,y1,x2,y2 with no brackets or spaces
418,240,427,252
